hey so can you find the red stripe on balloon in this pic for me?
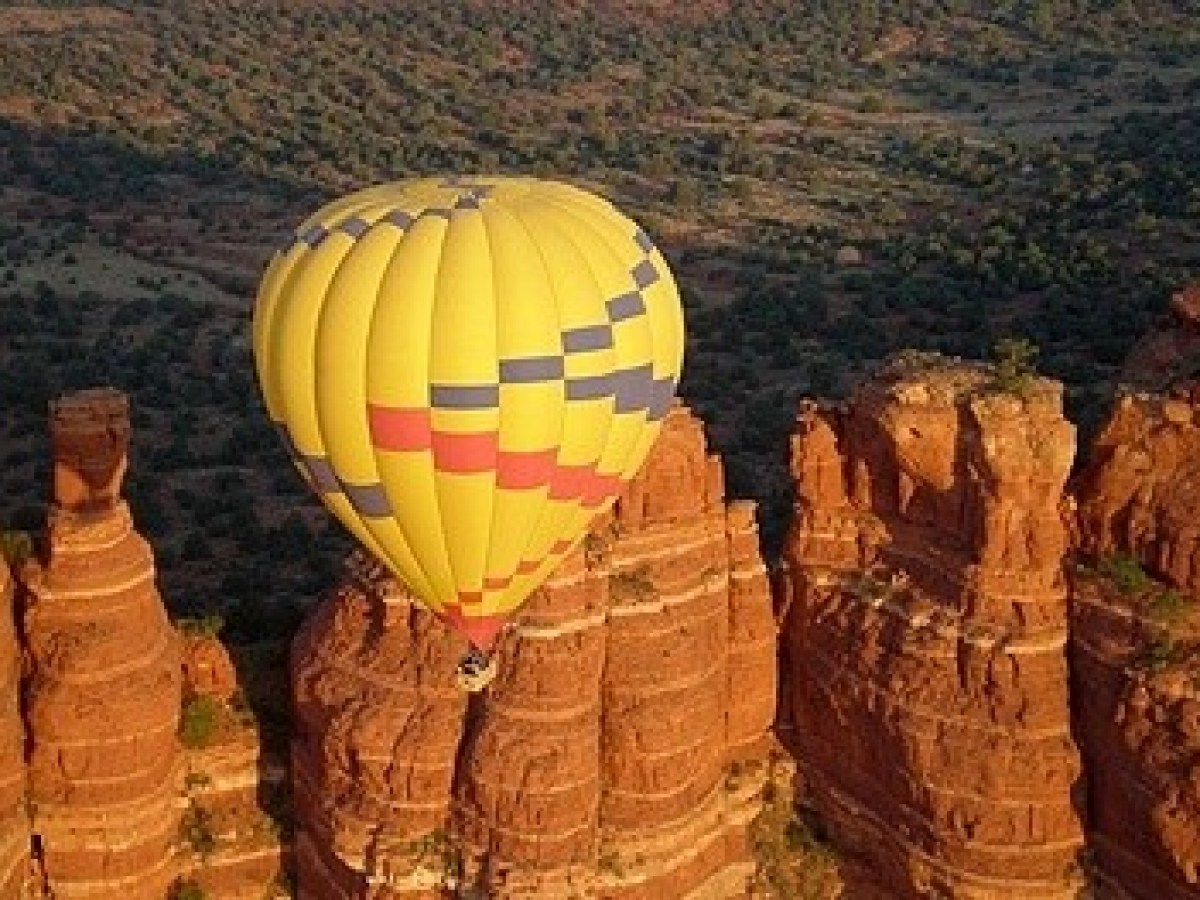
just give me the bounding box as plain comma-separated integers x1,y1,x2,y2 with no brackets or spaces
432,431,498,473
548,464,590,500
581,472,621,506
484,575,512,591
368,406,433,451
496,448,558,489
516,559,540,575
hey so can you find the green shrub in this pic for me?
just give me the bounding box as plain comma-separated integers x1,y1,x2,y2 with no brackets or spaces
1101,552,1152,597
1147,588,1188,622
1141,634,1184,672
176,613,224,638
0,530,33,567
992,338,1039,396
179,695,221,749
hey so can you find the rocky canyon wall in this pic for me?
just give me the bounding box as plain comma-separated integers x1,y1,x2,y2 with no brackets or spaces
0,556,27,897
780,356,1086,899
1071,370,1200,898
290,403,777,899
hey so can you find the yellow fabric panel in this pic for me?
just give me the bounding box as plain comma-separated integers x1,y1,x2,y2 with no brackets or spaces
481,486,548,590
513,204,613,463
373,450,454,607
495,383,561,449
428,407,496,434
435,473,493,597
494,201,613,591
315,226,394,484
268,232,388,562
430,210,498,599
271,235,351,456
642,253,685,382
430,210,496,384
483,203,562,367
534,199,653,479
367,216,445,405
508,202,607,332
252,246,305,421
541,191,683,385
479,202,563,584
365,215,456,603
314,224,435,600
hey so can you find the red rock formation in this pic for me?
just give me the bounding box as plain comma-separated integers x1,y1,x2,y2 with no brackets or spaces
1072,383,1200,898
182,633,240,705
0,558,28,897
1120,283,1200,390
175,636,293,900
1077,386,1200,593
291,554,468,898
781,357,1086,898
290,404,777,898
18,388,183,898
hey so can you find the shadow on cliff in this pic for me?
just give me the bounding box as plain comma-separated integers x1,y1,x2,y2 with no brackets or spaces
226,637,298,887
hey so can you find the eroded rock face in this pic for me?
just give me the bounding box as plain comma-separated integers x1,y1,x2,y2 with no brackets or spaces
1077,387,1200,594
19,389,183,899
1073,382,1200,898
181,634,240,705
291,404,776,898
1120,283,1200,391
0,559,27,897
781,357,1085,899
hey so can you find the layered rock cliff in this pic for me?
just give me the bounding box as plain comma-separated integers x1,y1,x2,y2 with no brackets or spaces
19,388,184,898
290,403,777,898
0,556,28,897
175,633,294,899
780,355,1086,898
1071,382,1200,898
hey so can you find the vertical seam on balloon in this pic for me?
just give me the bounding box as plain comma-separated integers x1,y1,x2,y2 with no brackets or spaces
496,200,573,613
308,203,393,568
335,202,439,601
539,193,651,484
425,202,465,612
534,198,626,489
363,205,444,604
543,191,680,461
266,237,325,456
473,202,504,620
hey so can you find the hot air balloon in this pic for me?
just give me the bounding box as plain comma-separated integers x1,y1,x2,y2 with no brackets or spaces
252,176,684,687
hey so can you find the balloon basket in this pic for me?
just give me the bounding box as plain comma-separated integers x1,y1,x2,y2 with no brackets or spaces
455,651,497,693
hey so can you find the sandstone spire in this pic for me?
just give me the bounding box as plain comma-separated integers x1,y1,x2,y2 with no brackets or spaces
781,356,1085,898
19,388,183,898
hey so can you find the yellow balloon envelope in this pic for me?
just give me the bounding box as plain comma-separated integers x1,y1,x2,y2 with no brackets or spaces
252,177,685,650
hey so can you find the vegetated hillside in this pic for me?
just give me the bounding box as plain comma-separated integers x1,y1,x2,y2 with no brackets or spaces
0,0,1198,639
